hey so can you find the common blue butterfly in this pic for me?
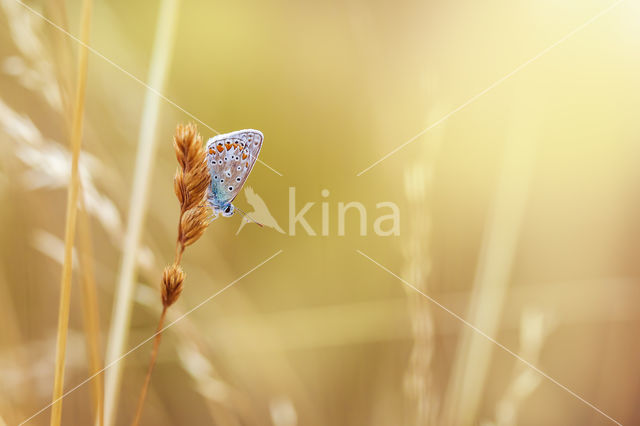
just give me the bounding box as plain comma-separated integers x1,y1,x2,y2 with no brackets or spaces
205,129,263,220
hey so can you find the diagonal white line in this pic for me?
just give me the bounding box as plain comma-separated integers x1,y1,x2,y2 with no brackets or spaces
356,249,622,425
356,0,628,176
255,158,283,177
12,0,283,177
18,249,283,425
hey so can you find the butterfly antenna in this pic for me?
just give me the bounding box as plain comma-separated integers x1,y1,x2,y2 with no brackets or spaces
235,206,264,227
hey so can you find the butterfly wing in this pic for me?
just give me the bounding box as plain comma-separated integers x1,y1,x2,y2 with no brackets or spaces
206,129,263,210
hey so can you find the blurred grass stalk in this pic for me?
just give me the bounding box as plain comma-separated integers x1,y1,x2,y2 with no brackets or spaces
103,0,180,425
489,308,552,426
442,125,535,425
47,0,105,422
78,194,104,426
49,0,93,424
402,104,444,426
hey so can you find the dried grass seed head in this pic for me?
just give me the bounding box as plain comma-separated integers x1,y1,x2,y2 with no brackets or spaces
179,206,210,247
173,123,210,211
173,123,203,170
162,263,185,308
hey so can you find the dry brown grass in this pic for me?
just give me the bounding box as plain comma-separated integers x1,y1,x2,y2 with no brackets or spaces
44,0,104,423
131,123,211,426
49,0,93,424
78,194,104,426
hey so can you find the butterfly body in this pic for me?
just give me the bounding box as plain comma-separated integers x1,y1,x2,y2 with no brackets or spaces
205,129,263,220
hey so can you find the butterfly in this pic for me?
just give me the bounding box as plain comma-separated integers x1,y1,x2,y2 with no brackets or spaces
205,129,263,220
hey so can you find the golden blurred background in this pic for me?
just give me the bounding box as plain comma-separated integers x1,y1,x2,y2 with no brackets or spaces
1,0,639,424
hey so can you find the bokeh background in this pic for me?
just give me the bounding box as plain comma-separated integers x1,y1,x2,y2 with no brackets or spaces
1,0,640,425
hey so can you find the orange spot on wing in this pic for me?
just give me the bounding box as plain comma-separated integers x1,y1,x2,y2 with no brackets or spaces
209,148,214,154
216,145,224,152
225,143,232,150
233,143,238,149
242,153,248,160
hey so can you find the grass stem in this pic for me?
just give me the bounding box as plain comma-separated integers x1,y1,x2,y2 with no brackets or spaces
130,306,167,426
49,0,93,424
131,121,210,424
102,0,180,424
441,131,535,425
78,194,104,426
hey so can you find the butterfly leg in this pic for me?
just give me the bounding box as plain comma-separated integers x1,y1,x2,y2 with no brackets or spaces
205,207,219,223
